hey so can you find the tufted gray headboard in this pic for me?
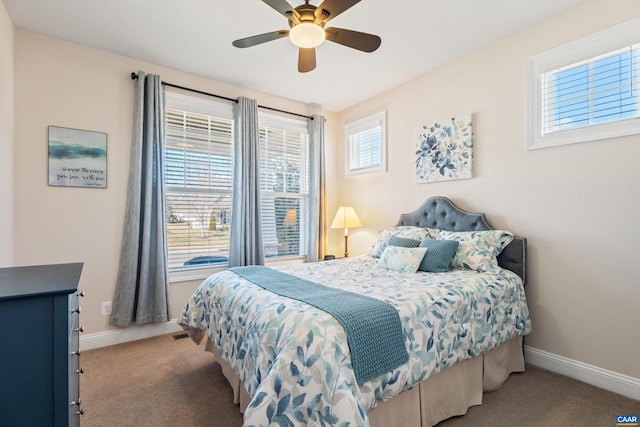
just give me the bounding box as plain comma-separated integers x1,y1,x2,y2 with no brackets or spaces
396,196,527,285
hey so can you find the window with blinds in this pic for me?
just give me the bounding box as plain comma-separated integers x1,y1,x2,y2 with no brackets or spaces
259,113,309,258
527,19,640,149
542,45,639,135
164,91,311,271
345,111,386,175
164,91,233,269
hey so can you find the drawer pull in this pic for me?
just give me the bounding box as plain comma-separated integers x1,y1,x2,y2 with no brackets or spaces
70,398,81,406
78,291,85,297
76,409,85,416
71,351,81,357
75,326,85,333
71,306,81,314
76,367,84,374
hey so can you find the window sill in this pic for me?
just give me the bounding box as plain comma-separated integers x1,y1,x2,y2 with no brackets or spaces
168,255,307,284
169,264,226,283
528,118,640,150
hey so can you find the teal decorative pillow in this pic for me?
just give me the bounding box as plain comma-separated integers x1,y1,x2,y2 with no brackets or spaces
388,236,420,248
377,246,428,273
369,226,436,258
418,239,459,272
436,230,514,272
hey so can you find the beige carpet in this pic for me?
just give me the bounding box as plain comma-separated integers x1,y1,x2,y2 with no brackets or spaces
80,333,243,427
81,334,639,427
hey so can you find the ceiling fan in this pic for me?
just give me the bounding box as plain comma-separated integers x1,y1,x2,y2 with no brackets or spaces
232,0,381,73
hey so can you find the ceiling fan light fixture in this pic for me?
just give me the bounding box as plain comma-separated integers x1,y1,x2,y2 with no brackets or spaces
289,22,325,48
234,0,381,72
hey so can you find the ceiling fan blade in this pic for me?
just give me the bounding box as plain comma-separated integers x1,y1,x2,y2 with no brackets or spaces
298,48,316,73
315,0,361,22
325,27,381,52
262,0,296,19
232,30,289,48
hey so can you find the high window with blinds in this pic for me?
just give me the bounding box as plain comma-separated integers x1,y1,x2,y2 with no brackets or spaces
527,19,640,149
542,45,639,134
345,111,386,175
164,91,234,269
259,113,310,258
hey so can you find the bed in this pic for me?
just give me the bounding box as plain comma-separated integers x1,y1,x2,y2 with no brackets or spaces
178,196,531,426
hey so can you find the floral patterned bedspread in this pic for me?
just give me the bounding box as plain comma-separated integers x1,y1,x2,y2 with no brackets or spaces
178,256,531,427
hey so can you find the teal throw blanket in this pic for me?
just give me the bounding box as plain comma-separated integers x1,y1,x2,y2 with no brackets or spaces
229,265,408,385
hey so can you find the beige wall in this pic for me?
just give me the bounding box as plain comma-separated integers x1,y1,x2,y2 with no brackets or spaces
0,1,14,267
336,0,640,379
12,30,338,338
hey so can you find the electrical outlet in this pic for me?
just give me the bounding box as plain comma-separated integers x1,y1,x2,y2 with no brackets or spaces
101,301,112,316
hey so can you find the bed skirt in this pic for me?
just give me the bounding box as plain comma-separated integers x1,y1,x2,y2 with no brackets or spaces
205,336,524,427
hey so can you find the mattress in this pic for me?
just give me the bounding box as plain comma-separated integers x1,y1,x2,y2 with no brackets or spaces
178,255,531,426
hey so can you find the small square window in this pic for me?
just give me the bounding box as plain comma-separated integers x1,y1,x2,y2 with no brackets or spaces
345,111,387,175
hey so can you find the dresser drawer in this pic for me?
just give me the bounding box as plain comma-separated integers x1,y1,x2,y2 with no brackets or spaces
68,290,83,426
68,291,80,338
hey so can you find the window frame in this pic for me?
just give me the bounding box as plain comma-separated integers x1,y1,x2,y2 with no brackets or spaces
344,111,387,175
526,18,640,150
164,92,311,282
164,90,235,281
258,112,310,261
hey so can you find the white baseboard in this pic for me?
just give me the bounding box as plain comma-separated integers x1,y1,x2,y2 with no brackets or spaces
79,318,183,351
524,345,640,401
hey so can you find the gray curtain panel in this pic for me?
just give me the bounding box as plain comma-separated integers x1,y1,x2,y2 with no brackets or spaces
229,96,265,267
111,72,170,327
307,114,327,262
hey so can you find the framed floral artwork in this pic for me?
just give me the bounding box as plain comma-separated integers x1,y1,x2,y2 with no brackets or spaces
415,115,473,183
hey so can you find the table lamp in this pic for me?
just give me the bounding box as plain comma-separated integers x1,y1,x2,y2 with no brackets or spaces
330,206,362,257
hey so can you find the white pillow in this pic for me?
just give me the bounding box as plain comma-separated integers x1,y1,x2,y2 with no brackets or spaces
369,226,438,258
377,246,428,273
436,229,514,272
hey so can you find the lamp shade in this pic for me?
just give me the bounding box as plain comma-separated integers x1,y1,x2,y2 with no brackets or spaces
283,208,297,225
331,206,362,229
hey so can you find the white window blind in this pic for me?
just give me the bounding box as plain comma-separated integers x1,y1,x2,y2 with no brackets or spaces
541,44,639,135
350,127,381,169
259,113,309,258
527,18,640,149
164,91,233,269
345,111,386,175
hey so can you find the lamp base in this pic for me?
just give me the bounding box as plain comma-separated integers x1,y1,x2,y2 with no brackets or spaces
343,235,349,258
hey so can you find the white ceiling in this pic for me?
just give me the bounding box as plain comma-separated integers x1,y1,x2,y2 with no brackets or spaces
3,0,588,112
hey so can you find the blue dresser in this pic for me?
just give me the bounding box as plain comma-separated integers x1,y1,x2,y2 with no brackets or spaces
0,263,84,426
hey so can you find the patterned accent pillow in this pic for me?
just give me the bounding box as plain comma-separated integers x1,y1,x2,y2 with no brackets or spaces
388,236,420,248
377,246,428,273
418,239,459,272
436,230,514,272
369,226,438,258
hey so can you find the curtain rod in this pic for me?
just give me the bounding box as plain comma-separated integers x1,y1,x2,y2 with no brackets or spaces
130,72,313,120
